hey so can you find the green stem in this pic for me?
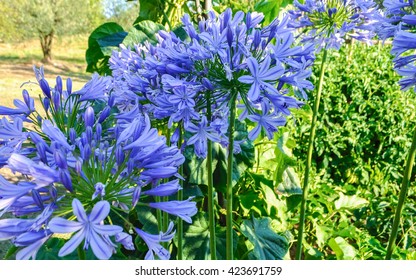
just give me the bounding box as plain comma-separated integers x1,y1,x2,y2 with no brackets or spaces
156,196,163,232
177,125,184,260
206,94,217,260
295,48,328,260
77,245,86,260
385,126,416,259
226,94,237,260
163,128,171,233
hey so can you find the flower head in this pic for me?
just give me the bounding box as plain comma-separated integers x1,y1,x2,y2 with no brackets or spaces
289,0,379,49
48,199,122,259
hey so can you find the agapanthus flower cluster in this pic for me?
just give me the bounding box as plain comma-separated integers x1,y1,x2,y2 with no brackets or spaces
289,0,379,49
374,0,416,91
110,9,315,158
0,67,196,260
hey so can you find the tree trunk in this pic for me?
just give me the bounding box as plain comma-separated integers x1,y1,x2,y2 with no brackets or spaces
204,0,212,11
40,31,54,64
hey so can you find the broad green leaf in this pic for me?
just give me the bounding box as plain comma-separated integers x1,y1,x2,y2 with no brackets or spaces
136,1,163,23
180,212,237,260
136,206,158,233
276,167,302,196
334,193,369,210
328,237,357,260
315,224,332,248
86,22,127,75
133,20,165,43
240,217,288,260
254,0,291,25
239,191,264,216
122,28,150,47
286,194,302,212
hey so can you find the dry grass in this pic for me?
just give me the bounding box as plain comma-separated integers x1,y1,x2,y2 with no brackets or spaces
0,34,92,108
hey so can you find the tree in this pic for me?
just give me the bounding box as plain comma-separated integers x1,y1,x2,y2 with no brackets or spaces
0,0,104,63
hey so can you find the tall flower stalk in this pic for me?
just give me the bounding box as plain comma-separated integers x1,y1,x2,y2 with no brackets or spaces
206,94,217,260
289,0,378,259
373,0,416,259
295,48,328,259
386,127,416,259
226,94,237,260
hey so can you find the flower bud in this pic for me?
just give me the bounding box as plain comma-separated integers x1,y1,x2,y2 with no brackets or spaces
56,76,63,94
39,79,51,99
43,98,50,112
54,150,67,169
31,189,44,209
66,78,72,95
84,106,95,127
98,106,111,123
69,128,77,144
59,169,73,192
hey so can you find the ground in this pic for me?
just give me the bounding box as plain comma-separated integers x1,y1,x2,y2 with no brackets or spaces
0,34,91,259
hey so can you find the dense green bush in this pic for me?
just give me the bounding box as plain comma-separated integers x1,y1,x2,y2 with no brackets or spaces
290,42,416,259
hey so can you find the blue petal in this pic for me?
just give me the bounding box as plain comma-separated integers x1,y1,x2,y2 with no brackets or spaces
238,75,255,84
58,228,86,257
16,238,47,260
88,200,110,223
262,65,284,81
92,224,123,235
89,230,113,260
248,124,262,141
48,217,83,233
246,57,258,76
72,199,88,222
247,82,260,100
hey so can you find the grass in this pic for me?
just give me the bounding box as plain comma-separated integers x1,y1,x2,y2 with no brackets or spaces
0,34,91,108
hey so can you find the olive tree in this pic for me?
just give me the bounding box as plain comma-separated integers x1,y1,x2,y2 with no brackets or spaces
1,0,103,63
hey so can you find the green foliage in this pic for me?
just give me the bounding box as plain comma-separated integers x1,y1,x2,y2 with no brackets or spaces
86,22,128,75
240,217,289,260
137,0,194,29
290,43,416,259
86,20,164,74
254,0,292,25
180,212,237,260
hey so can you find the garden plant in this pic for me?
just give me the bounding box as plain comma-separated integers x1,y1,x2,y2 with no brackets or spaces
0,0,415,260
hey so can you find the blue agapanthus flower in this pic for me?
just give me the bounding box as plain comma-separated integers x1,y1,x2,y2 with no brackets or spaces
374,0,416,91
0,68,196,260
288,0,379,49
110,9,315,158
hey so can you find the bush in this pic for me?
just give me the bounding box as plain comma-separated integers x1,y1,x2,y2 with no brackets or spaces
290,42,416,259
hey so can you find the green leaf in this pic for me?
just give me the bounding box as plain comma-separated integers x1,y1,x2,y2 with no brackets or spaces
86,22,127,75
328,237,357,260
240,217,288,260
122,28,150,47
133,20,165,43
136,206,158,233
3,245,18,259
276,167,302,196
180,212,237,260
315,224,332,248
136,1,163,23
254,0,291,25
334,193,369,210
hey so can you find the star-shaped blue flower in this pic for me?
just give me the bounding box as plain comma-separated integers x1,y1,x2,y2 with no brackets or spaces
238,56,284,101
48,198,122,259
